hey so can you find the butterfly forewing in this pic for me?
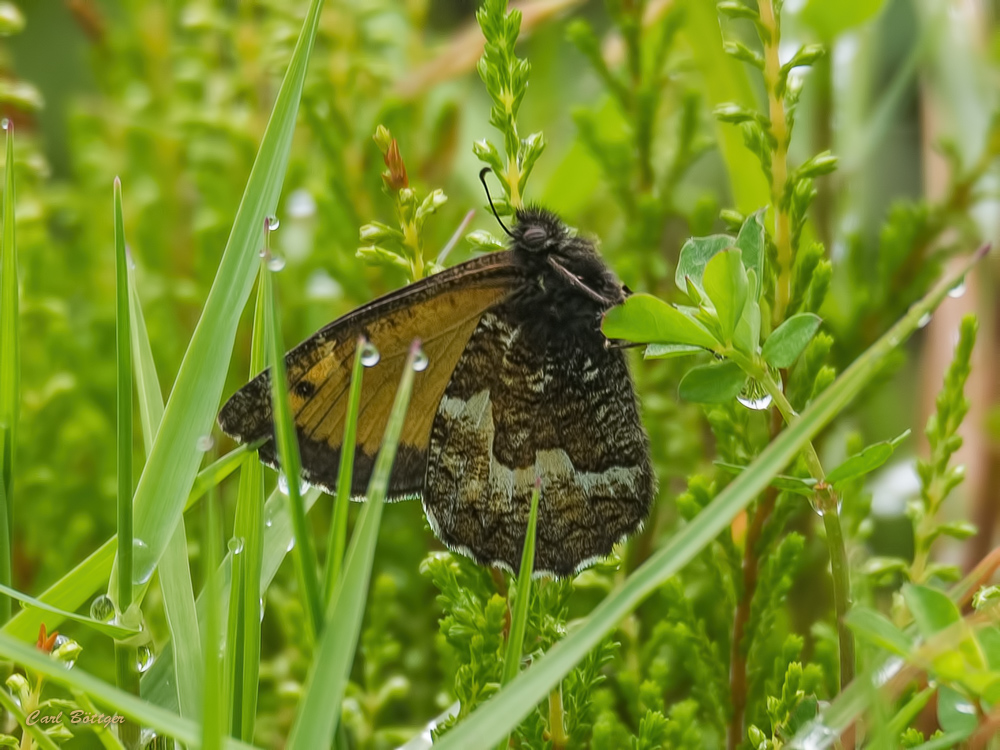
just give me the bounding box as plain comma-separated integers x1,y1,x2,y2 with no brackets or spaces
218,252,520,498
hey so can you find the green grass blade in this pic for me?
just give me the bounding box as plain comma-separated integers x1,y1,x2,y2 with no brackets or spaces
201,493,224,750
129,254,204,721
496,482,540,750
286,342,422,750
111,177,140,750
261,236,323,640
107,0,325,603
0,582,138,639
114,177,133,613
501,481,540,687
0,119,18,626
227,269,267,741
0,631,258,750
432,247,990,750
1,449,249,642
323,337,366,604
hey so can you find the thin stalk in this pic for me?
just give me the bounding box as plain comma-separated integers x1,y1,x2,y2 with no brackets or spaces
322,338,366,604
546,685,568,750
202,491,224,750
754,366,855,689
758,0,793,322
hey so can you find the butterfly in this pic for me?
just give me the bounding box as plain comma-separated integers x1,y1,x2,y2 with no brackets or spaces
218,200,654,578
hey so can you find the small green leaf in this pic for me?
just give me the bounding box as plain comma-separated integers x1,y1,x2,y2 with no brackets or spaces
678,361,747,404
936,686,978,734
801,0,887,40
844,606,913,656
703,248,748,343
902,583,961,637
644,344,704,359
674,235,731,295
734,210,766,292
825,437,904,486
715,462,816,496
603,294,718,349
762,313,822,368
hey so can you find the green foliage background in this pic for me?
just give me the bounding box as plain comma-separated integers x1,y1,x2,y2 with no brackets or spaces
0,0,998,748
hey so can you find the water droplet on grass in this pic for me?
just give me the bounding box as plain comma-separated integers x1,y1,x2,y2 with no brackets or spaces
266,216,280,231
132,539,155,585
737,377,773,411
90,595,115,622
267,254,286,272
196,434,214,451
412,346,429,372
360,340,380,367
228,537,244,554
136,644,155,672
948,279,967,298
918,312,932,328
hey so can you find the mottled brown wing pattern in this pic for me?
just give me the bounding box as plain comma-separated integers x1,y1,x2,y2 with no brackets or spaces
217,252,520,498
422,302,655,577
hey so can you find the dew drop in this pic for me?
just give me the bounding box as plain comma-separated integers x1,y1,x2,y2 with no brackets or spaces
360,340,381,367
132,538,155,586
286,536,296,552
266,216,280,231
1,118,9,131
948,278,967,298
277,473,308,496
196,434,215,452
263,501,281,528
136,644,155,673
228,537,245,555
917,312,932,328
737,377,773,411
267,254,286,272
90,594,116,623
259,597,265,622
258,246,267,258
412,347,429,372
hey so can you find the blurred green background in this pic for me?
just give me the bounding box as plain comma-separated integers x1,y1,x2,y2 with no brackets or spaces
2,0,999,746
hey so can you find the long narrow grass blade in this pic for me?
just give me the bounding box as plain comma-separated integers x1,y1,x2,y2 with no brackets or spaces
432,247,990,750
1,448,249,642
323,337,366,603
129,255,203,720
107,0,325,603
227,269,267,741
0,118,18,625
111,177,140,750
496,481,541,750
286,341,423,750
114,177,133,613
0,632,257,750
261,235,323,639
0,582,138,639
201,492,224,750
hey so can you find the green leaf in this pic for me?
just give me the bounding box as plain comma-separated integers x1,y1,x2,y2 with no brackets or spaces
904,584,986,679
762,313,822,368
0,582,138,640
703,249,748,343
674,235,731,295
107,0,325,604
603,294,718,349
936,686,978,734
734,210,766,291
285,343,421,750
801,0,887,40
430,242,988,750
902,583,961,637
844,606,913,656
678,361,747,404
644,344,704,359
714,462,817,496
825,431,909,486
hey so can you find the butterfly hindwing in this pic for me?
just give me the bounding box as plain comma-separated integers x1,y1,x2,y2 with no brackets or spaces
422,300,655,577
217,252,520,498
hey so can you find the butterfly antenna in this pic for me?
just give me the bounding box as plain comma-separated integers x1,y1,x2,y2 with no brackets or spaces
479,167,514,238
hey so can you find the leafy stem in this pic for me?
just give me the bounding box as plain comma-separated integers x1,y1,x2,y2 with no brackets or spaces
758,0,792,322
730,348,856,689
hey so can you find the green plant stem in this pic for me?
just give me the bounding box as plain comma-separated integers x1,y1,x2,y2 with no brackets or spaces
547,685,567,750
754,365,855,689
758,0,793,323
0,120,17,627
